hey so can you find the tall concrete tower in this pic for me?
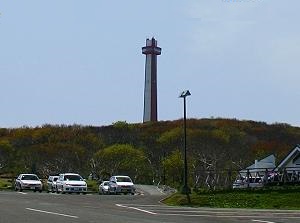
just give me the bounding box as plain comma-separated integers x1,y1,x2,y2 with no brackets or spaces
142,37,161,123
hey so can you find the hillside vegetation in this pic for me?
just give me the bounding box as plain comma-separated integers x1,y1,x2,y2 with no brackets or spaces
0,118,299,189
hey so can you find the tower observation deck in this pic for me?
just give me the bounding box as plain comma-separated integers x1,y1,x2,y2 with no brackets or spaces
142,37,161,123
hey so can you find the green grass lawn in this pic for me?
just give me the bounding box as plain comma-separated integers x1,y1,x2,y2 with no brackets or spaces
163,187,300,210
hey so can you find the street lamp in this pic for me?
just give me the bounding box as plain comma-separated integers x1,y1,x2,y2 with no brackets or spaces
179,90,191,195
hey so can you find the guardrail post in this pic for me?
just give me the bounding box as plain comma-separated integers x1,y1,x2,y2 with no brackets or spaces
247,169,250,188
283,168,287,184
264,168,268,185
228,169,232,189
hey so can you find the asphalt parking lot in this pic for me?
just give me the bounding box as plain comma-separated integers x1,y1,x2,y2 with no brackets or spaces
1,189,300,223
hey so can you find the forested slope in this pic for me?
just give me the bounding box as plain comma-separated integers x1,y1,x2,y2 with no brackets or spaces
0,118,299,188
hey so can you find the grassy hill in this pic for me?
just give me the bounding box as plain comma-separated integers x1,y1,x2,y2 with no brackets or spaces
0,118,299,189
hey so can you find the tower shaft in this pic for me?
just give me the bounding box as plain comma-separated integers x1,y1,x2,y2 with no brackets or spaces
142,38,161,123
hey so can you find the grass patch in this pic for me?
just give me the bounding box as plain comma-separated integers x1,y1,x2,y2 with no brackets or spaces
163,187,300,209
0,178,13,190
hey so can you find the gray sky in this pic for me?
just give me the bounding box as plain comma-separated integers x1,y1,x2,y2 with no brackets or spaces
1,0,300,128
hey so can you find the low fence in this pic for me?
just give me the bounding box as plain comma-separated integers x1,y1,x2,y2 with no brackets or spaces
195,167,300,189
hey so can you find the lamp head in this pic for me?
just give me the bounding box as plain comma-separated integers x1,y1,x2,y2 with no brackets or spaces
179,90,191,98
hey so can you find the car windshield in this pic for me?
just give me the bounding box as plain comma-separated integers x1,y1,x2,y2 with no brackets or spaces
64,175,83,181
21,175,39,180
53,177,58,181
103,182,109,186
116,177,132,182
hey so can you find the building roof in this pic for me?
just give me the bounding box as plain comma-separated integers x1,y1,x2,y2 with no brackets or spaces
240,154,276,173
276,145,300,171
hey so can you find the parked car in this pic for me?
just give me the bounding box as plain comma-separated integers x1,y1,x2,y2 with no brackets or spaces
233,176,264,189
98,181,109,195
47,175,59,193
108,175,135,195
14,174,43,192
55,173,87,194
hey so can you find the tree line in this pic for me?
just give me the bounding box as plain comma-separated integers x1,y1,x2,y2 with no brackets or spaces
0,118,299,189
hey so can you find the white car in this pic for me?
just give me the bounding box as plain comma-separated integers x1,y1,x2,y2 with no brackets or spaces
98,181,109,195
47,175,59,193
233,176,264,189
56,173,87,194
15,174,43,192
108,175,135,195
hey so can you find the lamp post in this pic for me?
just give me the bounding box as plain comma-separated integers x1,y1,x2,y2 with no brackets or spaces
179,90,191,195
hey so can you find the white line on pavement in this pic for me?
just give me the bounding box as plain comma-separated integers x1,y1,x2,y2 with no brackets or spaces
17,192,27,195
26,208,79,219
252,220,276,223
116,204,300,219
116,204,157,215
149,209,239,214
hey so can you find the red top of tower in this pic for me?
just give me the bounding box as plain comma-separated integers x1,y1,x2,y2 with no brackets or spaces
142,37,161,55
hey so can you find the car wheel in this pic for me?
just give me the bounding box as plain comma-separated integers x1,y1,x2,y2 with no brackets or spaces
56,186,60,194
39,190,42,193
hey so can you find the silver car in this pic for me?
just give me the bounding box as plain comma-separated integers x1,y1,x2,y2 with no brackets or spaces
108,175,135,195
15,174,43,192
47,175,59,192
98,181,109,195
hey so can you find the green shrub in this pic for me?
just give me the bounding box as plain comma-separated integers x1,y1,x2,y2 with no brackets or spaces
86,180,98,192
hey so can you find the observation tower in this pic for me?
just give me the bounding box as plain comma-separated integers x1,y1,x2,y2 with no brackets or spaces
142,37,161,123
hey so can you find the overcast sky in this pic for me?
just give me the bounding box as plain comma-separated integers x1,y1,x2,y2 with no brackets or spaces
1,1,300,128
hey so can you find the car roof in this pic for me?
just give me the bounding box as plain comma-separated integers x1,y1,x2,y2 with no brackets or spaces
20,173,37,176
61,173,80,175
112,175,131,178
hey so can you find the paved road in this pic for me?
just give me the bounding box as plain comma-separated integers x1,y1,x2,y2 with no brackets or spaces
0,189,300,223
